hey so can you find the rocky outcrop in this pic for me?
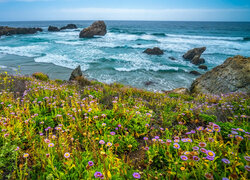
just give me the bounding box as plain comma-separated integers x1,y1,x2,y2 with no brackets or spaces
0,26,42,37
190,55,250,94
183,47,206,65
60,24,77,30
198,65,208,70
143,47,164,55
69,65,83,81
189,71,201,76
48,26,60,32
79,21,107,38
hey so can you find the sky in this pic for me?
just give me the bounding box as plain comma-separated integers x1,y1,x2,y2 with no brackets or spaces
0,0,250,21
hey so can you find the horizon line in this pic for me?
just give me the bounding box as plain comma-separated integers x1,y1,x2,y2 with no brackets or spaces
1,19,250,23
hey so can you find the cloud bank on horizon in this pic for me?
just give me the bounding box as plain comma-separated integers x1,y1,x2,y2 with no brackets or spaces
0,0,249,21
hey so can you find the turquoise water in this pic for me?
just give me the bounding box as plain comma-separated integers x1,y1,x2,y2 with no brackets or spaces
0,21,250,91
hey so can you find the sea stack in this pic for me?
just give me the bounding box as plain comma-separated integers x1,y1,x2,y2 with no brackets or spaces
183,47,206,65
79,21,107,38
190,55,250,94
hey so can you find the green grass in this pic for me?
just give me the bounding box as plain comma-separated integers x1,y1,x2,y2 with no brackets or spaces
0,73,249,179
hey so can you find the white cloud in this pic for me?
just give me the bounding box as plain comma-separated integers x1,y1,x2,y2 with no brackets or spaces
57,8,250,21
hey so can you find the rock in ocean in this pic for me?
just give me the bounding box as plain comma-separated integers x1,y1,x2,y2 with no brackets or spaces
183,47,206,60
48,26,60,32
79,21,107,38
190,55,250,94
143,47,164,55
60,24,77,30
0,26,42,37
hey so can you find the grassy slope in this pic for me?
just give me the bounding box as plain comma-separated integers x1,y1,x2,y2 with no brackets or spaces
0,73,249,179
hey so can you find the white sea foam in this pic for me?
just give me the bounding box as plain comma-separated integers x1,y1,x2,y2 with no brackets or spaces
34,53,89,71
0,45,47,57
55,40,83,45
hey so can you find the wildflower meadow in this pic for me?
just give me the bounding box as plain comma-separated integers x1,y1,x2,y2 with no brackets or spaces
0,72,249,179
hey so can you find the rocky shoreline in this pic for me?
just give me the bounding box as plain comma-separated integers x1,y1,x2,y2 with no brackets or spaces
0,21,249,95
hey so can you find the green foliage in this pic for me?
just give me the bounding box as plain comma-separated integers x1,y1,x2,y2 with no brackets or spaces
0,73,249,179
32,72,49,81
199,113,217,123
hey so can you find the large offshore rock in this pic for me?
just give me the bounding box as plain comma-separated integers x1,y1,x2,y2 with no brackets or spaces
0,26,42,36
79,21,107,38
190,55,250,94
48,26,60,32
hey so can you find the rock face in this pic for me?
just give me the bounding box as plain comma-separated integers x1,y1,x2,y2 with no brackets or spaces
69,65,83,81
189,71,201,76
48,26,60,32
60,24,77,30
190,55,250,94
198,65,208,70
143,47,164,55
0,26,42,37
79,21,107,38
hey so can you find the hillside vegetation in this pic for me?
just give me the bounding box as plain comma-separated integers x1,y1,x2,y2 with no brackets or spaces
0,72,249,179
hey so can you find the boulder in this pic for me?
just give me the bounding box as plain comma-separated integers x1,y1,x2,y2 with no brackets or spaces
48,26,60,32
143,47,164,55
0,26,42,37
79,21,107,38
164,88,189,95
60,24,77,30
198,65,208,70
169,57,176,60
191,55,205,65
183,47,206,60
69,65,83,81
144,81,154,86
189,71,201,76
190,55,250,94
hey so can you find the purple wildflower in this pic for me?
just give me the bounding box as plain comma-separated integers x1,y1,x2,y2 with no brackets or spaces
221,158,230,164
173,143,180,149
180,155,188,161
88,161,94,166
133,172,141,179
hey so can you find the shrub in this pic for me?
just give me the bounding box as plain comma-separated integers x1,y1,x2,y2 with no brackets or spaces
32,72,49,81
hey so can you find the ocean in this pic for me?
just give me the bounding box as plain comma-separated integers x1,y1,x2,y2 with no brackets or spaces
0,20,250,91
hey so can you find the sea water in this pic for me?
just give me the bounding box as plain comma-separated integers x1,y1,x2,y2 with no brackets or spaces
0,21,250,91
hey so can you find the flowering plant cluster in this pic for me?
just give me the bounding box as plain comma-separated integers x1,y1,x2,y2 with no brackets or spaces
0,73,249,179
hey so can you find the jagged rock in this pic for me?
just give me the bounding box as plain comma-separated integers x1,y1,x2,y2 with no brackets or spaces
164,88,189,95
143,47,164,55
48,26,60,32
169,57,176,60
0,26,42,37
79,21,107,38
198,65,208,70
190,55,250,94
189,71,201,76
183,47,206,60
69,65,83,81
191,55,205,65
60,24,77,30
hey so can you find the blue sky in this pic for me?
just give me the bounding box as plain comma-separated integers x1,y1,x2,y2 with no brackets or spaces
0,0,249,21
